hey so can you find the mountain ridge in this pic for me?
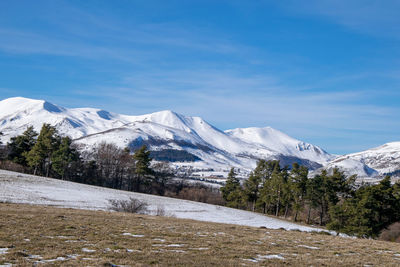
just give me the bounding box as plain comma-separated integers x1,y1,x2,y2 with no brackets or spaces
0,97,334,174
1,96,398,179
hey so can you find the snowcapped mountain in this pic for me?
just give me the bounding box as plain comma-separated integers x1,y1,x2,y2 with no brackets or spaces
328,142,400,179
226,127,332,166
0,97,128,139
0,97,334,174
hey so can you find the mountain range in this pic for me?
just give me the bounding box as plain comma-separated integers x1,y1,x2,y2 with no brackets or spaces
0,97,398,180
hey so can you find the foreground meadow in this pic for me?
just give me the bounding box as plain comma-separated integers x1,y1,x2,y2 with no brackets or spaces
1,203,400,266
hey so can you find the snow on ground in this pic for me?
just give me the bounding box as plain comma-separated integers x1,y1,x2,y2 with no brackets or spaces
0,169,325,232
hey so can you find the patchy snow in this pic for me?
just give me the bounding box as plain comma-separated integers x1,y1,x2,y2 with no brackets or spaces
122,233,144,237
81,248,96,253
0,169,328,233
35,257,67,263
28,255,43,259
242,254,285,263
0,248,9,255
257,254,285,260
297,245,320,250
165,244,185,247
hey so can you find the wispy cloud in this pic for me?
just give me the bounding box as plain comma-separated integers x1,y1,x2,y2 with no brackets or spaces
279,0,400,38
69,68,400,151
1,0,399,154
0,1,245,61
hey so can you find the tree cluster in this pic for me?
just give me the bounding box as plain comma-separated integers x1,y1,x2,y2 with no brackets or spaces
3,124,173,195
221,160,400,238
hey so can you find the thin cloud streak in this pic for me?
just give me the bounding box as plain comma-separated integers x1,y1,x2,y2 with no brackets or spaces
280,0,400,38
68,68,400,154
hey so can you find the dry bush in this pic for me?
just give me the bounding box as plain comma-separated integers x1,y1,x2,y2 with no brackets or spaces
155,205,166,216
0,160,25,173
175,187,224,205
379,222,400,242
108,197,149,214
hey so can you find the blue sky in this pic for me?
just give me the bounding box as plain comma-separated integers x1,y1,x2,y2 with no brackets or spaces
1,0,399,154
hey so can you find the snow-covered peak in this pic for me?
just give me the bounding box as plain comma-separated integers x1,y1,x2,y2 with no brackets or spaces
128,110,191,132
332,142,400,177
0,97,65,113
322,158,378,178
226,126,333,164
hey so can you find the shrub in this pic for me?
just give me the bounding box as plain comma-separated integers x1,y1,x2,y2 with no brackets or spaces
108,197,149,214
0,160,25,173
379,222,400,242
155,205,166,216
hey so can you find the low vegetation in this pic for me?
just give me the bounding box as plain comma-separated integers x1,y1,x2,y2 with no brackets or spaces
108,197,149,214
1,203,400,266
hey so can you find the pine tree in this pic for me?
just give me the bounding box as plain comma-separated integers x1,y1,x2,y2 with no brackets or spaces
8,126,38,166
51,136,79,179
132,145,153,192
305,173,324,224
328,176,400,238
221,168,243,208
26,124,59,176
243,171,261,212
290,163,309,221
133,145,152,175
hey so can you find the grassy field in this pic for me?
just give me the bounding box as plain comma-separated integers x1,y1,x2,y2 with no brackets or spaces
1,203,400,266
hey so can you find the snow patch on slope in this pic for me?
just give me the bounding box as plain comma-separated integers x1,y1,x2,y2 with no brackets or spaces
0,169,326,232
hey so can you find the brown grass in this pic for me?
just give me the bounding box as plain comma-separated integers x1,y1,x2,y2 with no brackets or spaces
1,203,400,266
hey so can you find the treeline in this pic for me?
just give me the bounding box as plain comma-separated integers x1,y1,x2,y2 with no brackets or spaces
221,160,400,238
0,125,222,203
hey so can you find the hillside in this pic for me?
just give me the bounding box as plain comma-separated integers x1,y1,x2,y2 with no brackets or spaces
0,169,322,232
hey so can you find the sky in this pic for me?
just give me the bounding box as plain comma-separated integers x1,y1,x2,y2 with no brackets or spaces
0,0,399,155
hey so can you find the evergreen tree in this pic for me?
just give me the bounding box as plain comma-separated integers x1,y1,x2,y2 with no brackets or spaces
51,136,79,179
220,168,243,208
26,124,59,176
243,171,261,211
132,145,153,192
305,173,324,224
251,160,280,213
7,126,38,166
268,166,289,217
305,169,354,225
328,176,400,237
290,163,309,221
